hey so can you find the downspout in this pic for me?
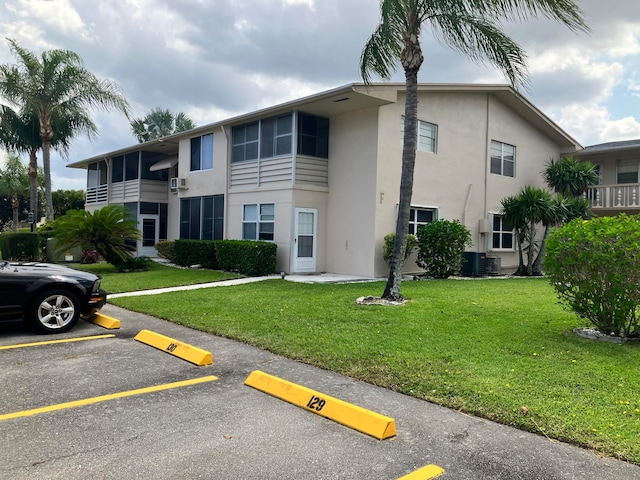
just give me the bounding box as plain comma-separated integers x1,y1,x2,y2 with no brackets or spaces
290,111,299,273
482,94,490,249
221,125,229,240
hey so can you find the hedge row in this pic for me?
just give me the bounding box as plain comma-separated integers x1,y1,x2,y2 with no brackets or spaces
162,239,277,277
0,232,41,261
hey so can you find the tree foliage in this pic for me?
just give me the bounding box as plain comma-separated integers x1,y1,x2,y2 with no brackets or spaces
52,189,85,218
546,215,640,337
50,205,141,268
130,108,196,143
0,155,30,231
416,219,472,279
0,39,130,220
360,0,587,300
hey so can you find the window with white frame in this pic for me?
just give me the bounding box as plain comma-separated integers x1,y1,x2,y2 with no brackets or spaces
243,203,275,241
490,140,515,177
401,118,438,153
617,159,639,184
491,214,514,250
409,207,437,235
190,133,213,171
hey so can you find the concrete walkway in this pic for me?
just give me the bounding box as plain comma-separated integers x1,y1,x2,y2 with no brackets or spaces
109,273,377,299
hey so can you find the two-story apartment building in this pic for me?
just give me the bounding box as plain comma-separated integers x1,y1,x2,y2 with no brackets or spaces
68,83,582,277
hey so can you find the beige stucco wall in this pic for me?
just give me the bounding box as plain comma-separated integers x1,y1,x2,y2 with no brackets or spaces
167,127,227,241
324,106,380,277
370,91,565,275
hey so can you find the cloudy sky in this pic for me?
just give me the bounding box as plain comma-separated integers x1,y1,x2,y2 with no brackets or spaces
1,0,640,191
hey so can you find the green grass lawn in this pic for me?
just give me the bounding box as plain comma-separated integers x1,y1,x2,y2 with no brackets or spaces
109,276,640,464
74,262,242,293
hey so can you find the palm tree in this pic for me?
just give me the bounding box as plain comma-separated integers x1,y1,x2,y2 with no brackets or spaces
50,205,141,268
544,156,600,197
0,154,30,231
501,186,555,275
0,39,130,221
360,0,587,300
130,108,196,143
0,105,76,224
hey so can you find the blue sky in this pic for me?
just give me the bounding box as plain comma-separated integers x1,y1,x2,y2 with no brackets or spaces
1,0,640,191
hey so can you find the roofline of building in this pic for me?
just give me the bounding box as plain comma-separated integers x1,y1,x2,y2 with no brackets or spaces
68,82,582,168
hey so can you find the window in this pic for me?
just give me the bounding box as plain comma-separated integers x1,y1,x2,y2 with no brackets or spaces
401,118,438,153
87,161,107,188
617,159,639,184
261,114,292,158
408,207,437,235
141,152,169,181
491,141,515,177
297,112,329,158
111,156,124,183
180,196,224,240
232,122,259,163
190,133,213,171
243,203,275,241
492,214,514,250
125,152,139,181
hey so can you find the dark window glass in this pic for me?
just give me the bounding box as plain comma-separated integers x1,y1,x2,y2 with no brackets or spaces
202,196,214,240
142,219,156,247
297,112,329,158
140,151,168,181
191,137,201,171
189,198,200,240
159,203,168,240
125,153,139,180
112,156,124,183
139,202,159,215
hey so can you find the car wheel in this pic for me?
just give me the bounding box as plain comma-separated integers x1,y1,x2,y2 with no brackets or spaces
29,289,81,334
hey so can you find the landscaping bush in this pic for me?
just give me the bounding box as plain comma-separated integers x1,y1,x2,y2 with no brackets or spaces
0,232,40,261
382,232,418,266
155,240,176,262
416,219,472,279
173,240,218,269
215,240,276,276
545,214,640,337
115,255,152,273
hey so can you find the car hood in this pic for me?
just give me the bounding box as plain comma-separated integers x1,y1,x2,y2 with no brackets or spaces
2,262,100,282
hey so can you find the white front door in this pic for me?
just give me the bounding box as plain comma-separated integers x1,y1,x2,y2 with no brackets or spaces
138,215,159,257
293,208,317,272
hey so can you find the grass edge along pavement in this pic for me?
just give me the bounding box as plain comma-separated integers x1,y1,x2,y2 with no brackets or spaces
108,276,640,465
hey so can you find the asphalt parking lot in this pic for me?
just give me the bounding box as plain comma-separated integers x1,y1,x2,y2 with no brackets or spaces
1,304,640,480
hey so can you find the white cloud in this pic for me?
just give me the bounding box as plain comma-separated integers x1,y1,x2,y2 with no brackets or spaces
559,104,640,145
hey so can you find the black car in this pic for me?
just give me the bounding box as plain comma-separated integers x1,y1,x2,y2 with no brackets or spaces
0,261,107,334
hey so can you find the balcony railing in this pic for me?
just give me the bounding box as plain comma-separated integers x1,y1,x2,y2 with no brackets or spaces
85,184,108,204
587,184,640,209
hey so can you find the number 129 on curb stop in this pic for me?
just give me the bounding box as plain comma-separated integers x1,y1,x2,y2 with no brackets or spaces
306,395,326,411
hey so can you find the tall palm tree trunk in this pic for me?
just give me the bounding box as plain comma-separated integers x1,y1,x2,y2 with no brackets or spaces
28,148,38,225
10,195,19,231
383,68,420,300
41,139,54,221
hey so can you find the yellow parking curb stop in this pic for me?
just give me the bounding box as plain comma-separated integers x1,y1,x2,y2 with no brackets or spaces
397,464,445,479
134,329,213,366
244,370,396,440
87,312,121,329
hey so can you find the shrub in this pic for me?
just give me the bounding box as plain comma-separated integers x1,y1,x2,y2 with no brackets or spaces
545,214,640,337
416,219,472,279
155,240,176,262
383,232,418,266
173,240,218,269
215,240,276,276
116,255,152,273
81,249,101,264
0,232,40,261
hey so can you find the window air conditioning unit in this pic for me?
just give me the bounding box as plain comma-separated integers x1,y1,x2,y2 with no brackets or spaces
170,177,188,190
